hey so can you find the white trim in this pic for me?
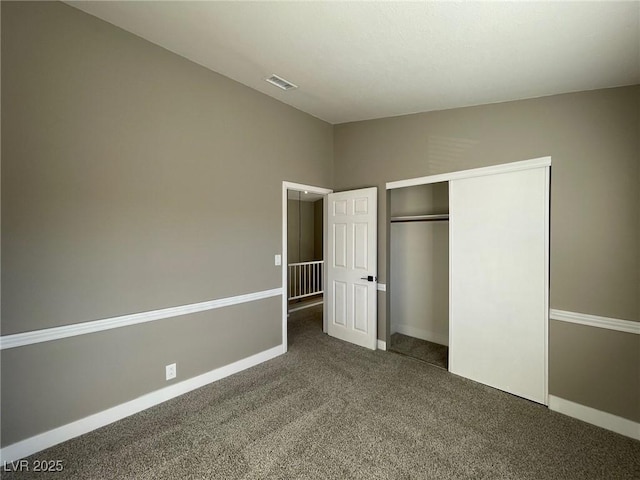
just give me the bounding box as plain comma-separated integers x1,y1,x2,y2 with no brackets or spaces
386,156,551,190
377,339,387,350
548,395,640,440
395,323,449,347
282,182,333,349
376,283,387,292
283,181,333,196
289,291,325,301
448,193,453,374
288,300,323,314
0,289,282,351
543,166,550,404
323,194,329,334
288,260,324,267
550,309,640,335
0,345,283,463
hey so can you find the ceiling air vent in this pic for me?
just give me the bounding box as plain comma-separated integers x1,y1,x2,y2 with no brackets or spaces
265,74,298,91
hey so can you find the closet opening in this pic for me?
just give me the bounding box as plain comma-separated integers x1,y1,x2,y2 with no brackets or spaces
388,181,449,369
385,157,549,402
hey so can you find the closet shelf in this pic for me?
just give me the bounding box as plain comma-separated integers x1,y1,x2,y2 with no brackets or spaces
390,214,449,223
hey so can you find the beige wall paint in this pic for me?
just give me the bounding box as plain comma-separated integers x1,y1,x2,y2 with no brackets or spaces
1,1,332,445
335,86,640,421
550,320,640,423
390,182,449,217
389,183,449,344
390,222,449,343
335,86,639,323
287,199,317,264
2,1,332,335
314,199,323,260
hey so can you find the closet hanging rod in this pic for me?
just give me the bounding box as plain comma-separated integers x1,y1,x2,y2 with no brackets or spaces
390,214,449,223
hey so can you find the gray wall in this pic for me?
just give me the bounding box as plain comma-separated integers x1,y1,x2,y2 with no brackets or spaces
314,199,323,260
1,1,332,446
334,86,640,422
389,183,449,345
549,321,640,424
287,199,318,264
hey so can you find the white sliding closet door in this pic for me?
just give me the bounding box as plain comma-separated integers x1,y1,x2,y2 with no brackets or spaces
449,166,549,404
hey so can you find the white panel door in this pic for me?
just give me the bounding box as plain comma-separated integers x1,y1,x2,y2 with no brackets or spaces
327,187,378,350
449,167,549,404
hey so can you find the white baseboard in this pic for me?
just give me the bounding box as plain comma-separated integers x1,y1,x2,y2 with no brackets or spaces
377,339,387,350
395,323,449,347
0,344,284,463
548,395,640,440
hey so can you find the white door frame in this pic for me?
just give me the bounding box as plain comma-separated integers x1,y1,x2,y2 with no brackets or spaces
282,181,333,353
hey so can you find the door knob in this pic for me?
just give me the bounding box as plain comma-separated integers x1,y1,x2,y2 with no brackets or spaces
360,275,376,282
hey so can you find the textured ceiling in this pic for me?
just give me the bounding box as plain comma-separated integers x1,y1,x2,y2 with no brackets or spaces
67,1,640,125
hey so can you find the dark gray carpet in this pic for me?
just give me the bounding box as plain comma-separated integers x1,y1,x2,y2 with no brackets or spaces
3,305,639,479
389,332,449,369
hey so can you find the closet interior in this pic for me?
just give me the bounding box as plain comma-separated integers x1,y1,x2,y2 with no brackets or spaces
389,181,450,369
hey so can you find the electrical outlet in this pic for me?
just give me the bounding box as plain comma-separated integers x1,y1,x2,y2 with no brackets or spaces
165,363,176,381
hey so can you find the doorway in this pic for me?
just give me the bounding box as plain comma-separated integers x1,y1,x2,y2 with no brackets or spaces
281,182,332,352
282,182,380,352
287,189,325,313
